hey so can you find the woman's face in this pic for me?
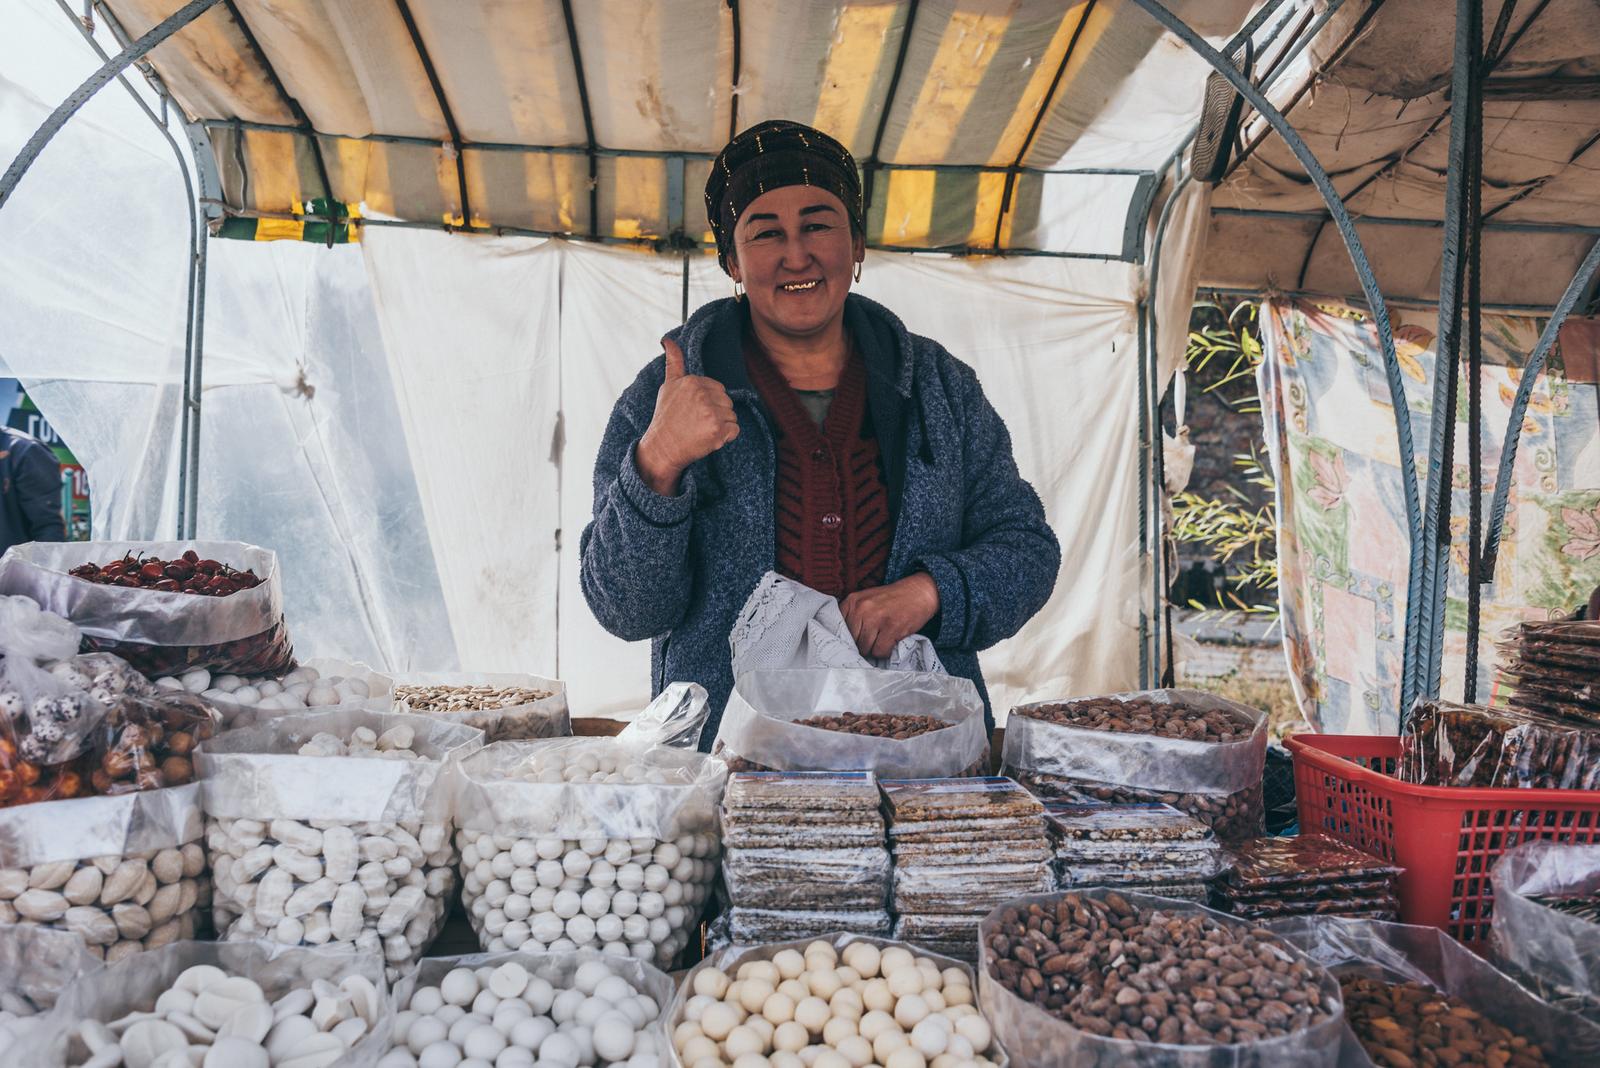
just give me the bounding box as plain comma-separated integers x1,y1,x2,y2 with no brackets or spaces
727,185,864,341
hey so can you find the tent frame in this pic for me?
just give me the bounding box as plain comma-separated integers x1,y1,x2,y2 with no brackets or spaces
5,0,1599,706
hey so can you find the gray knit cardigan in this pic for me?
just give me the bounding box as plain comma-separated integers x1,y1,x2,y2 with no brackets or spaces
579,294,1060,749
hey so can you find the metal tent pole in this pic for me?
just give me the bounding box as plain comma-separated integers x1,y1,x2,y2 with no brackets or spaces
1406,0,1482,713
0,0,224,210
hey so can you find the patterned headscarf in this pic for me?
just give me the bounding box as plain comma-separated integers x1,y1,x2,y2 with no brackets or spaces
705,120,863,274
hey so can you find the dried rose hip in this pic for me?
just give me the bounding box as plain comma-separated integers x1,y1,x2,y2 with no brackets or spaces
70,551,258,598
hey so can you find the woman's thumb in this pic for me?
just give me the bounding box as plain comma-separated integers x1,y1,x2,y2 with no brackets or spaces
662,337,687,380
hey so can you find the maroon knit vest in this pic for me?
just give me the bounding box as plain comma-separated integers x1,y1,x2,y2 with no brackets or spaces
744,337,892,600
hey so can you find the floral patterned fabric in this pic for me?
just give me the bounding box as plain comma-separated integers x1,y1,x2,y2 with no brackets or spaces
1258,298,1600,734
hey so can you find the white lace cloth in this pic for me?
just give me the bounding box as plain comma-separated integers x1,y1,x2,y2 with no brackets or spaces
729,572,944,680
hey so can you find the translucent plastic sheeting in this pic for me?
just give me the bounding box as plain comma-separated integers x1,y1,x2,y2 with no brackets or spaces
366,231,1148,718
0,2,455,675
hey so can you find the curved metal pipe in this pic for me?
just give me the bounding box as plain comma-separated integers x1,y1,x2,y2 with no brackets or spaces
0,0,224,211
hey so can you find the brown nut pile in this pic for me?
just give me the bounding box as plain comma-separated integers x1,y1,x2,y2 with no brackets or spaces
1020,697,1255,743
1340,974,1550,1068
796,710,953,740
985,891,1334,1045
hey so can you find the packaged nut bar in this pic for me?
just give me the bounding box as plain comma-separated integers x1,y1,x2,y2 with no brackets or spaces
1043,801,1214,842
1399,699,1600,790
1221,835,1402,890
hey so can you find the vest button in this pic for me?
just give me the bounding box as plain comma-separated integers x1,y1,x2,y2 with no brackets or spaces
811,448,827,462
821,512,842,528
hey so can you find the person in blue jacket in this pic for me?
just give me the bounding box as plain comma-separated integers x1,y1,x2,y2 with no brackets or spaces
580,120,1060,749
0,426,66,556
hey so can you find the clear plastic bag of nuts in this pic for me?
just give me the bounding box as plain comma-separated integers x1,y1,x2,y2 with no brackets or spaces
0,923,104,1058
667,932,1009,1067
1272,915,1597,1068
0,540,296,678
16,938,393,1066
979,890,1345,1067
1002,689,1268,841
1489,841,1600,1030
451,686,724,970
391,670,570,743
195,709,484,980
715,669,990,777
0,783,210,963
385,949,674,1067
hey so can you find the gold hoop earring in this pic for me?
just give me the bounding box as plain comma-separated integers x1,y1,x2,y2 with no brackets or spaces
853,261,862,283
733,279,744,301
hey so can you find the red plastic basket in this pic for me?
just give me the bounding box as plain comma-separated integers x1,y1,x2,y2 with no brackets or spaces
1286,733,1600,946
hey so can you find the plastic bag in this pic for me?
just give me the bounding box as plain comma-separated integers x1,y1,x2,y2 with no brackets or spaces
617,681,713,750
391,669,569,742
389,949,673,1064
1490,841,1600,1026
0,540,295,677
729,570,945,676
451,708,725,969
1003,689,1267,840
669,933,1009,1066
0,923,102,1058
979,890,1344,1067
1272,915,1597,1067
19,939,391,1066
1398,699,1600,789
0,784,208,961
196,709,483,979
716,669,989,777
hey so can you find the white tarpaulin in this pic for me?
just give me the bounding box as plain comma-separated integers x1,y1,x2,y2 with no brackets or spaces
0,0,1246,718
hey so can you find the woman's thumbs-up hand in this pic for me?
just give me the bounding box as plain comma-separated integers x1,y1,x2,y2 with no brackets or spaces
636,337,740,497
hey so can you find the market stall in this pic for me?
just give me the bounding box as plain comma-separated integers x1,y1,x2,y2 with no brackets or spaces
5,1,1600,1066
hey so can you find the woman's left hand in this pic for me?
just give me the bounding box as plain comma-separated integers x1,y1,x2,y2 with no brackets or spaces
841,574,941,659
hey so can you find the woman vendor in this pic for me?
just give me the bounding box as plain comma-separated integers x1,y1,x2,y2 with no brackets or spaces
580,120,1060,749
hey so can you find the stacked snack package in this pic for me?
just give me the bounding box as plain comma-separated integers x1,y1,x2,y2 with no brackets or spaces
717,771,891,945
1045,801,1222,902
883,778,1051,961
1211,835,1401,921
1398,699,1600,789
1491,841,1600,1027
1500,620,1600,724
1002,689,1267,840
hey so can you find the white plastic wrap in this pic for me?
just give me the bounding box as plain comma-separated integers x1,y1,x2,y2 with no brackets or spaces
1272,915,1598,1068
979,891,1344,1068
1490,841,1600,1027
392,670,570,742
20,939,392,1066
196,709,483,977
0,784,209,961
1003,690,1267,840
0,923,102,1058
717,669,989,777
451,716,726,968
668,933,1009,1067
386,949,673,1066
